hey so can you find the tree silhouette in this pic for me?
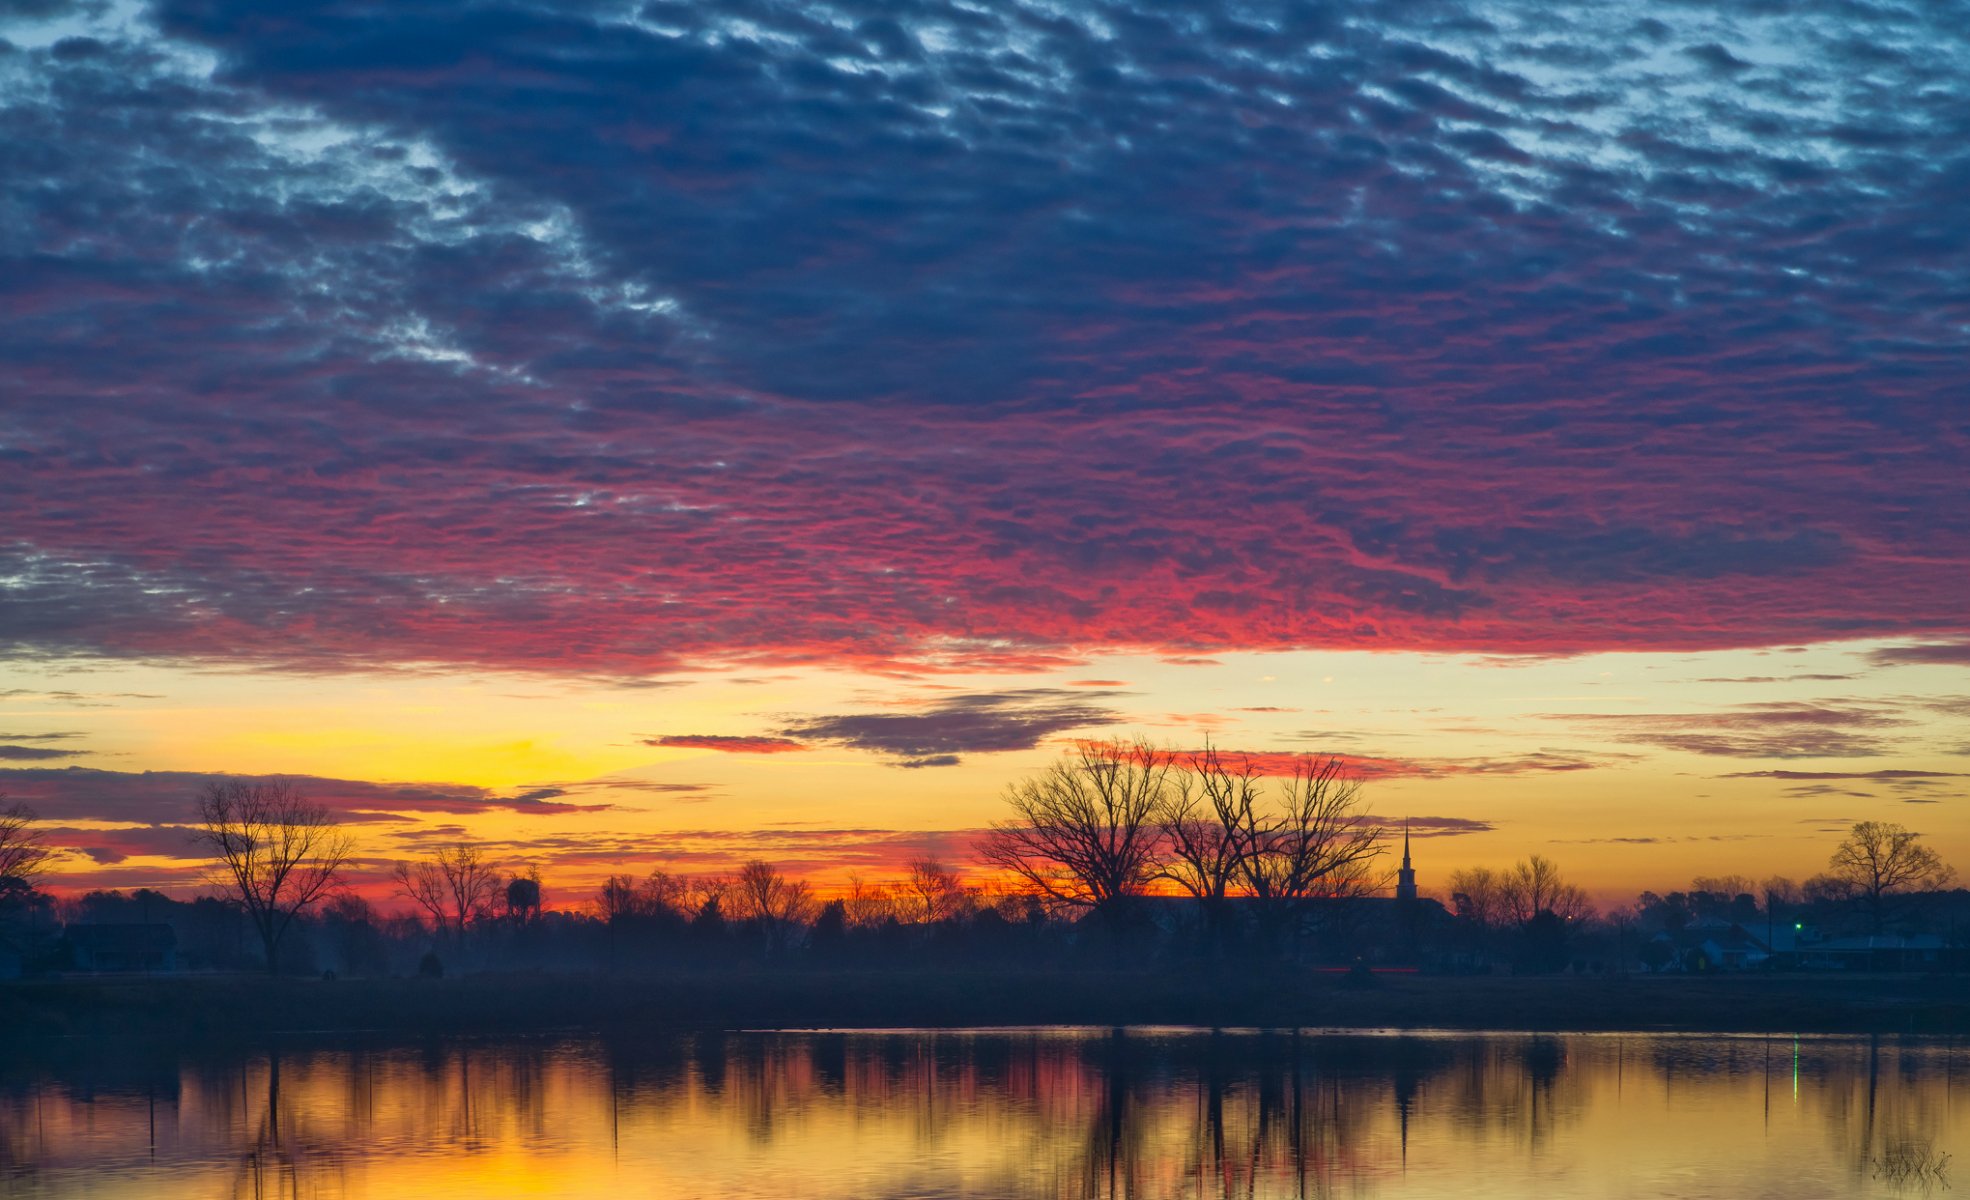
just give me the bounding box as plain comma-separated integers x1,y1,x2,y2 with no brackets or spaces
731,860,816,955
1827,821,1955,932
1156,746,1263,954
0,800,54,889
192,778,352,974
1499,856,1592,926
903,857,967,925
1239,756,1384,952
978,740,1171,936
394,843,503,943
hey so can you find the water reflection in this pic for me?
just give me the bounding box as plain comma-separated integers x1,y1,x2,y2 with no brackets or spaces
2,1029,1961,1198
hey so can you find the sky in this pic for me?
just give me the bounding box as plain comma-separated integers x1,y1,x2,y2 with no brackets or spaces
2,0,1965,907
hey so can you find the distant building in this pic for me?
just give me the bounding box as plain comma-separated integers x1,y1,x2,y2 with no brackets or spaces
1785,933,1945,973
1394,821,1418,903
1649,919,1771,972
66,923,178,973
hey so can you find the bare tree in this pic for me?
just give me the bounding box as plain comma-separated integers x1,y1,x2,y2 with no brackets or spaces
1802,872,1858,905
638,869,694,922
1447,866,1507,929
1689,874,1757,902
844,873,899,928
1239,756,1385,950
1760,875,1801,909
1155,745,1263,952
596,874,641,923
394,843,503,942
731,859,816,954
1827,821,1956,932
0,800,55,889
191,779,352,974
977,740,1172,934
1499,855,1592,925
903,856,967,925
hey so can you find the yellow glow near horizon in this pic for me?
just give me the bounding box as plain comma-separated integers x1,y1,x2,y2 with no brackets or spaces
3,637,1965,902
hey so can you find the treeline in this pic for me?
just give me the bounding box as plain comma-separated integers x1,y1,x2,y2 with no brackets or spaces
2,757,1962,980
7,857,1080,977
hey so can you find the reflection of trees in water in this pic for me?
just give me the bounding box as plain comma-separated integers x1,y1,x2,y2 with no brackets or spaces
221,1050,355,1200
1639,1032,1964,1193
1430,1035,1587,1153
6,1030,1965,1198
1807,1036,1962,1192
0,1049,179,1188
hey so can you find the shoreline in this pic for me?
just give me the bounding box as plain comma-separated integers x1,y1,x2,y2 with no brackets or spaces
5,969,1967,1049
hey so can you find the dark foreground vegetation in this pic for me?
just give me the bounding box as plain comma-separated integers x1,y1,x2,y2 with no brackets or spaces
4,967,1966,1051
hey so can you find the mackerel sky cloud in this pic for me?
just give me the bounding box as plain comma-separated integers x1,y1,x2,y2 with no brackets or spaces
3,0,1967,898
2,0,1965,675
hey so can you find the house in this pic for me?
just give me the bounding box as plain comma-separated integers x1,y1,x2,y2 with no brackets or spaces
1798,934,1945,973
1683,921,1771,971
1637,919,1773,972
66,923,178,972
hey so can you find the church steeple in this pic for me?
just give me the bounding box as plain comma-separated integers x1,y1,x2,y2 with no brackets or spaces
1395,818,1417,902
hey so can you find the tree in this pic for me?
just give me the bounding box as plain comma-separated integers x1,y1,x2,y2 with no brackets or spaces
1499,855,1592,925
191,778,352,974
902,856,967,925
394,843,503,942
596,874,642,924
1827,821,1956,932
731,860,816,954
638,869,695,923
977,740,1171,934
1447,866,1507,930
0,800,54,889
843,874,899,928
1155,745,1263,953
1238,756,1384,950
319,892,387,976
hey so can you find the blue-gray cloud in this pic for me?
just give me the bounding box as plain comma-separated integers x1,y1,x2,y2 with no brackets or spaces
0,0,1965,672
783,689,1123,762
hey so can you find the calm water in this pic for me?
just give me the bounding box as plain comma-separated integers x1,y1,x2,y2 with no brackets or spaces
1,1028,1962,1198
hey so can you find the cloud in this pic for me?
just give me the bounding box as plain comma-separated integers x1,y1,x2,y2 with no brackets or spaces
0,767,613,825
649,735,808,754
36,824,201,866
1557,833,1768,845
344,825,1002,884
1692,675,1856,684
782,689,1123,764
0,745,86,760
1364,814,1495,837
1869,643,1970,668
1717,769,1965,781
0,0,1963,678
1547,702,1910,759
1165,747,1606,780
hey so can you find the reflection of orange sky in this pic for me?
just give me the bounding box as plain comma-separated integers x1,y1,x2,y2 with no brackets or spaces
7,638,1967,907
3,1031,1963,1199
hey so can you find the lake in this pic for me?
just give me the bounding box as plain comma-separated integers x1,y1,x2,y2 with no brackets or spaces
1,1028,1961,1198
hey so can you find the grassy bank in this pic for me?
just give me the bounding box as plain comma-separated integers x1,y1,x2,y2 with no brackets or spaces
4,968,1966,1047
